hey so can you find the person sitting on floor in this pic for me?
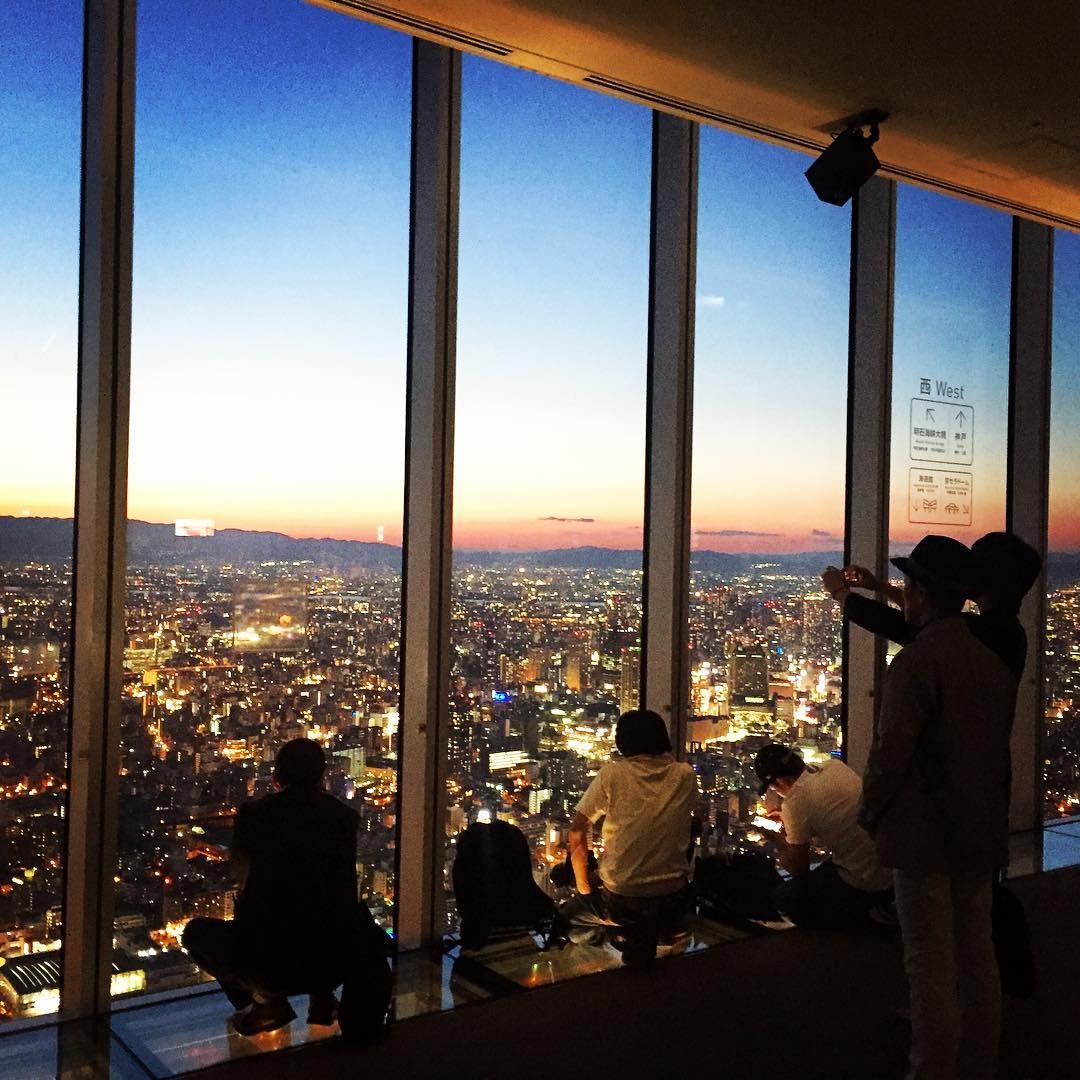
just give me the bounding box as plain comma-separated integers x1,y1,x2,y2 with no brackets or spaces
561,709,699,964
753,743,894,928
182,738,391,1037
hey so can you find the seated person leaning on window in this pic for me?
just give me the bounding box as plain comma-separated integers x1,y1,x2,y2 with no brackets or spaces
562,709,699,963
754,743,893,928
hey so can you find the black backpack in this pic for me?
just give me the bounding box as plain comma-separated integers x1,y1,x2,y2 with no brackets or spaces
694,852,785,925
452,820,556,949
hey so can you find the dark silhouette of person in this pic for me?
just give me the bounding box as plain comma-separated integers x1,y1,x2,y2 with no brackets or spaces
823,531,1041,682
182,738,391,1037
858,535,1017,1076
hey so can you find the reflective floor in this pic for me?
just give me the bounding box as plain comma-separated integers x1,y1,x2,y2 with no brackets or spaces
0,919,744,1078
2,842,1077,1078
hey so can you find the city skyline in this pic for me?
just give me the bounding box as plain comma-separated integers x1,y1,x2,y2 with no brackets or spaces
6,1,1080,552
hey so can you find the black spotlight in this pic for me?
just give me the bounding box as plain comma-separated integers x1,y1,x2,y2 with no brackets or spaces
805,115,886,206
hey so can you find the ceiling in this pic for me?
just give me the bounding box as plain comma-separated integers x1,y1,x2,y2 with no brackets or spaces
315,0,1080,230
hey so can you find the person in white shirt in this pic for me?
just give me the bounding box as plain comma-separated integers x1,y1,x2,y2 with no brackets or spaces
562,709,699,964
754,744,893,928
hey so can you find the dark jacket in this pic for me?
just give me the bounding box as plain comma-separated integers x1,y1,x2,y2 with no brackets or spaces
859,616,1017,872
845,592,1028,684
232,786,361,944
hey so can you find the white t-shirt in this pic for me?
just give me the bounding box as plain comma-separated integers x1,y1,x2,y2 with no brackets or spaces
576,754,698,897
781,759,893,892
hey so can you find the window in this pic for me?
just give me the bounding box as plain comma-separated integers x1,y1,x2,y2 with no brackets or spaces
687,129,850,855
0,0,82,1023
889,188,1011,554
118,0,409,1000
1046,230,1080,834
444,58,650,932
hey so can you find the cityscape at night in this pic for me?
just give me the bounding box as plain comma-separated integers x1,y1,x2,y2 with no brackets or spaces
2,521,1079,1017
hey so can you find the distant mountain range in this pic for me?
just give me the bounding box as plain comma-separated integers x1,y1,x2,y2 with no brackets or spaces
0,516,839,574
2,516,1078,582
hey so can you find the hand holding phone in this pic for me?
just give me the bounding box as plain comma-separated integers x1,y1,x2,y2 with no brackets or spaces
751,814,782,833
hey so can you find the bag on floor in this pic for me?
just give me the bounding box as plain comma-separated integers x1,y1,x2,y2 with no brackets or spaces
452,819,555,949
992,880,1035,998
694,852,785,924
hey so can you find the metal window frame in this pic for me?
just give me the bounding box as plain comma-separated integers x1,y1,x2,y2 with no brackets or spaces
641,113,698,753
1006,218,1054,835
395,39,460,952
61,0,136,1020
41,3,1064,1035
842,177,896,776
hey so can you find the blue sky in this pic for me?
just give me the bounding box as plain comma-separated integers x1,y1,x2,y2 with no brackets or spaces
692,127,850,552
890,186,1012,547
3,0,1078,551
0,0,82,516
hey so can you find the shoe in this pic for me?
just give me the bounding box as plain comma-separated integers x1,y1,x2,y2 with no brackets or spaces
230,999,296,1037
869,899,900,927
307,992,338,1026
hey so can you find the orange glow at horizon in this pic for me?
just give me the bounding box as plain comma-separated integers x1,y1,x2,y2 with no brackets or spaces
6,487,1080,552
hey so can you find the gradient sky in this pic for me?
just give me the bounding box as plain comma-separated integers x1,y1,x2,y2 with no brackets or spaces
1051,230,1080,553
889,186,1011,550
3,0,1079,553
692,128,849,554
0,0,82,518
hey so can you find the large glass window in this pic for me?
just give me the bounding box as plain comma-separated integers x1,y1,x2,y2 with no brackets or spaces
118,0,409,1001
1046,230,1080,842
444,58,650,933
889,189,1011,554
0,0,82,1022
687,130,850,857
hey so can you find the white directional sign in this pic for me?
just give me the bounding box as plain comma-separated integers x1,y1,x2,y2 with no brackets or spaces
910,398,974,465
908,468,973,526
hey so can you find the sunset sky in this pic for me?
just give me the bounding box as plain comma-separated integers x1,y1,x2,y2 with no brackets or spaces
3,0,1080,554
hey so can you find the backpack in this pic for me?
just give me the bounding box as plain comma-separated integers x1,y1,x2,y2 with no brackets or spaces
452,820,556,949
694,852,785,924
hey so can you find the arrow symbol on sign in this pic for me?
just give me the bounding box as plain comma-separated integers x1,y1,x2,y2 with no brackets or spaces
955,411,966,426
963,505,969,514
925,408,936,423
913,504,921,512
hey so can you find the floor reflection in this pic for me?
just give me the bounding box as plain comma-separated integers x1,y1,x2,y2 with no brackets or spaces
110,991,337,1077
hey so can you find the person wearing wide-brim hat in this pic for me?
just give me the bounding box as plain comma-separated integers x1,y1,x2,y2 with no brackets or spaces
858,535,1018,1079
823,531,1041,683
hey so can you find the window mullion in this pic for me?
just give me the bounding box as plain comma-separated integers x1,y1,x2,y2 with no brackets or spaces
843,176,895,776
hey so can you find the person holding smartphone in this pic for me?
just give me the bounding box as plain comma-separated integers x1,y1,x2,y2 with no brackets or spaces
753,743,893,928
822,531,1041,683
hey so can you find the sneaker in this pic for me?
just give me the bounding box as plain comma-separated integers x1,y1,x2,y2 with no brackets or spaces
306,992,338,1027
230,999,296,1037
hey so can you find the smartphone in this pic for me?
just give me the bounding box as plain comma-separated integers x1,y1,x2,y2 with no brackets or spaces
751,815,782,833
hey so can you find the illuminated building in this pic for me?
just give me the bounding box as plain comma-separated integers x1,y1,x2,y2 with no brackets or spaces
0,954,145,1018
729,648,769,702
619,646,641,713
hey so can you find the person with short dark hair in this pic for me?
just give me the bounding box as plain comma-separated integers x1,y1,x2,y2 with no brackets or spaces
753,743,892,927
182,738,391,1037
561,709,698,963
859,536,1017,1078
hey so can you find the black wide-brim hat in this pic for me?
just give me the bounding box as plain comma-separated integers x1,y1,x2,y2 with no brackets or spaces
890,534,979,597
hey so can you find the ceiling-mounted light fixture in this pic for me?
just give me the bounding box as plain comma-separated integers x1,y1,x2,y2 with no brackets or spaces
805,109,889,206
